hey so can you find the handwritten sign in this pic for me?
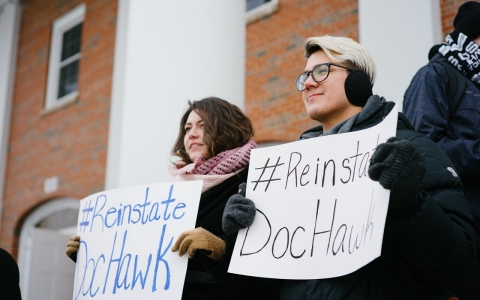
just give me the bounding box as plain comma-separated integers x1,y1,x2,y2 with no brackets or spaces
228,107,398,279
72,181,202,300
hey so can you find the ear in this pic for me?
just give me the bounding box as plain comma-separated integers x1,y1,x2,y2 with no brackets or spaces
344,70,373,107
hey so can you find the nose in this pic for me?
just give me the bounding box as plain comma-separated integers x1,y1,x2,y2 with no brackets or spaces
187,127,199,138
303,72,318,90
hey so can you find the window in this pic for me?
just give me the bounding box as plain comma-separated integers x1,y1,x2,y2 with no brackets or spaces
44,4,85,112
246,0,278,24
247,0,271,11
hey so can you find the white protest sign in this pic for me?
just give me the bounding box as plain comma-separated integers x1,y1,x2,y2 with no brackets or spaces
229,107,398,279
72,180,202,300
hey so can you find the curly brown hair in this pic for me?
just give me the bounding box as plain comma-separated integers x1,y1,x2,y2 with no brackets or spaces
171,97,254,164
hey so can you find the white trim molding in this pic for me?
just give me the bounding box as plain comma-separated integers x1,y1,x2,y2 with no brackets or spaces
246,0,279,25
0,0,22,232
43,3,85,112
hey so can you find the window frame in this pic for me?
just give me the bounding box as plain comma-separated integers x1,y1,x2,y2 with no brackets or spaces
44,3,85,112
246,0,278,25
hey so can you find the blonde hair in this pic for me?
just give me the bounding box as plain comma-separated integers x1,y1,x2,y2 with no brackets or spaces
304,35,377,85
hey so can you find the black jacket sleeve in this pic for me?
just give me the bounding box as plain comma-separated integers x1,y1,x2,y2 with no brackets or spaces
390,130,479,280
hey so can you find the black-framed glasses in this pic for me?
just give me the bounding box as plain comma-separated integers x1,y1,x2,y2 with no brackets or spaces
295,63,353,92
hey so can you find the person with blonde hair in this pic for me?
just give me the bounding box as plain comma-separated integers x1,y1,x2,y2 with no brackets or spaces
223,35,479,299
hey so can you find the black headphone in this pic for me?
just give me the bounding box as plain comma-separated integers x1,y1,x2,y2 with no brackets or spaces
344,70,373,107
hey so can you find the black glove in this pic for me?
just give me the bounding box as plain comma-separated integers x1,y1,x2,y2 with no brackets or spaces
222,183,256,237
368,137,425,213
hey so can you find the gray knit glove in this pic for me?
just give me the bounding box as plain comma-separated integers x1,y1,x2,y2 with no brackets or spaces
368,137,425,212
222,183,256,237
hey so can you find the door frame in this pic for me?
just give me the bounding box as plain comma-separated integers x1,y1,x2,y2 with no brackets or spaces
18,197,79,300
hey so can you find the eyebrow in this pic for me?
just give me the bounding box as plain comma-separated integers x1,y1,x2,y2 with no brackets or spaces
304,63,327,72
184,119,204,127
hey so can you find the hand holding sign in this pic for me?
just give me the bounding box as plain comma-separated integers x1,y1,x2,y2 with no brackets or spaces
368,137,426,214
66,235,80,259
222,183,256,237
171,227,226,261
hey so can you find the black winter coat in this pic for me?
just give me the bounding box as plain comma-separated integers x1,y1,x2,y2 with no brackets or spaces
0,248,22,300
403,53,480,227
279,96,479,300
181,168,280,300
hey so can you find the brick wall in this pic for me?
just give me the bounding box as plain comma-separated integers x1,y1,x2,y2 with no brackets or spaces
245,0,359,143
245,0,471,143
0,0,117,255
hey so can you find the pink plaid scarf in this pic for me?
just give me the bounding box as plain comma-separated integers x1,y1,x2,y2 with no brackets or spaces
169,139,257,176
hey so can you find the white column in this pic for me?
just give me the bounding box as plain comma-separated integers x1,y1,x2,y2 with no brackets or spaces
0,1,22,229
359,0,442,108
106,0,246,189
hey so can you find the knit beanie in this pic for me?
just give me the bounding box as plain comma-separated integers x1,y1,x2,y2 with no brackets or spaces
453,1,480,39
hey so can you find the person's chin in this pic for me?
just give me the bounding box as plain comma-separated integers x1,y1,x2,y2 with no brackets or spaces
189,150,205,162
308,108,326,121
